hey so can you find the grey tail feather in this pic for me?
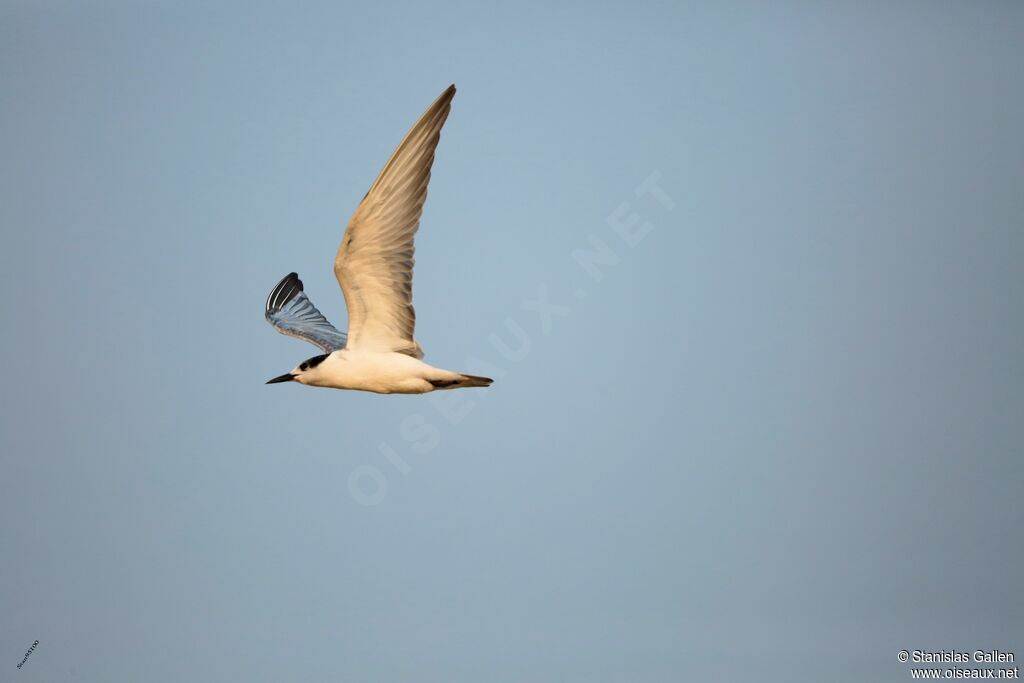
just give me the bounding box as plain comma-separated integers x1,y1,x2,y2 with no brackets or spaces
428,374,494,390
459,374,493,388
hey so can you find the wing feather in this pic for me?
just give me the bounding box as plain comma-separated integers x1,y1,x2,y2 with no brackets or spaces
333,84,456,357
265,272,347,353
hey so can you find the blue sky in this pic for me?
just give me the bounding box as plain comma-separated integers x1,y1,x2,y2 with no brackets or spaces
1,2,1022,681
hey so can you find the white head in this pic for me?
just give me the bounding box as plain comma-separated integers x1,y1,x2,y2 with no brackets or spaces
266,353,330,386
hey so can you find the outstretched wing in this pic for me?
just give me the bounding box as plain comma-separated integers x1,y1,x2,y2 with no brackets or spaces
265,272,347,353
333,84,456,358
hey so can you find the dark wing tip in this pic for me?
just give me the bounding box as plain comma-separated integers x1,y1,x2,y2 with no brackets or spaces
265,272,304,316
435,84,456,106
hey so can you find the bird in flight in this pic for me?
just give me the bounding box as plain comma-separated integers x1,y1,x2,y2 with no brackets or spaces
264,84,492,394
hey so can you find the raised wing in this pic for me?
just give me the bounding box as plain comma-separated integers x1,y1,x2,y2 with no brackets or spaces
265,272,347,353
333,84,456,358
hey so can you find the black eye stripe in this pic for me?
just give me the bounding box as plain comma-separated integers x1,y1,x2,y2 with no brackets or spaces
302,354,329,370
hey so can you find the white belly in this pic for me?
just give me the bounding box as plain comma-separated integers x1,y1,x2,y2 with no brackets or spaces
302,350,451,394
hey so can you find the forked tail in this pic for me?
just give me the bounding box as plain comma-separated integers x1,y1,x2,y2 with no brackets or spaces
458,374,493,388
428,374,494,390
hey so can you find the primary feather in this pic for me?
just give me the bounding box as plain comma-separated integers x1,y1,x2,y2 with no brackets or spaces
265,272,347,353
332,84,456,358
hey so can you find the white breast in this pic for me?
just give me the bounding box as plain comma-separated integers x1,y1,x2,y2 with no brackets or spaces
303,349,438,394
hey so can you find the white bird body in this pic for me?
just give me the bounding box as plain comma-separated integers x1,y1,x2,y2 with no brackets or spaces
295,350,477,395
263,84,493,394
